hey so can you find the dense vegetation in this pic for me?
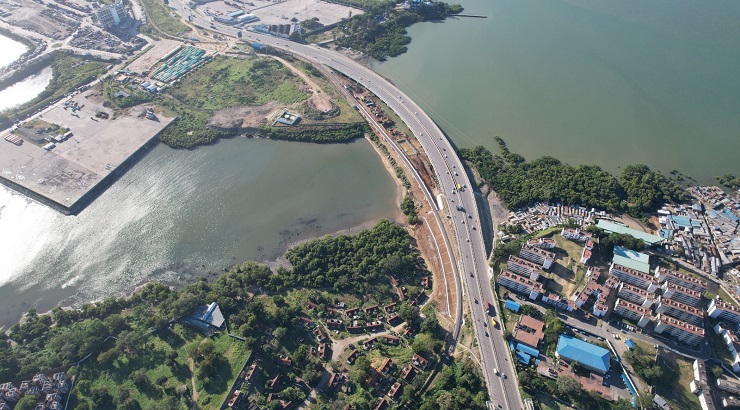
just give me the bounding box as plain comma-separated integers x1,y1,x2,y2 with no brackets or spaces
620,164,684,215
258,123,364,143
0,219,485,409
418,360,487,409
284,218,422,292
461,138,684,216
716,174,740,190
518,368,634,410
401,195,419,224
623,344,665,385
335,2,463,60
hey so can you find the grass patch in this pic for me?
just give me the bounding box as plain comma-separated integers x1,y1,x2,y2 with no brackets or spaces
168,56,309,109
140,0,192,37
69,324,250,409
654,350,701,410
708,325,734,366
718,286,740,307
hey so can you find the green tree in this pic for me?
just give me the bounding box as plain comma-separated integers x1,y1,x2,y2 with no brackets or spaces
556,376,580,397
14,396,37,410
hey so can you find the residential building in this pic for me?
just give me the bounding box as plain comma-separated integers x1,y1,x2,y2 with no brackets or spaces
182,302,225,335
655,297,704,326
708,298,740,325
519,243,555,269
587,266,603,281
618,282,657,308
581,239,594,264
497,270,543,300
610,263,659,291
555,335,611,374
542,292,575,312
507,255,543,280
513,315,545,349
95,1,127,28
714,322,740,372
663,282,703,307
613,298,652,328
691,359,717,410
655,266,707,293
527,237,556,249
561,227,592,242
654,313,704,346
716,378,740,395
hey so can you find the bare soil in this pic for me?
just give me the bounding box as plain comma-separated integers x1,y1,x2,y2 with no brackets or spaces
209,101,283,129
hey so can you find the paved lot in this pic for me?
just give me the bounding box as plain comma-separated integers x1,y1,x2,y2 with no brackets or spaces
200,0,363,27
0,94,173,209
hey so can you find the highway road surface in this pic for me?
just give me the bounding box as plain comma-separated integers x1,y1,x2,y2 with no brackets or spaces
231,32,524,409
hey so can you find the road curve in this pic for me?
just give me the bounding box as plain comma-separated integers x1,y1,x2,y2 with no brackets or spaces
235,34,523,409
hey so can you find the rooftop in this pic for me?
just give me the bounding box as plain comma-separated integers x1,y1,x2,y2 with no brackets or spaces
615,298,651,315
596,220,664,245
613,246,651,273
499,270,544,292
556,335,610,373
656,314,705,336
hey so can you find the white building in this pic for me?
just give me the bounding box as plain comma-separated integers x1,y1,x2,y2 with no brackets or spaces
618,282,657,308
95,1,127,28
610,263,659,292
654,313,704,346
655,296,704,326
519,243,555,269
506,255,543,281
497,270,543,300
654,266,707,293
709,297,740,325
662,282,703,307
613,298,652,327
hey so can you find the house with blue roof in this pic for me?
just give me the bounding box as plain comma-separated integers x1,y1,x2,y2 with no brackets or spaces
556,335,610,374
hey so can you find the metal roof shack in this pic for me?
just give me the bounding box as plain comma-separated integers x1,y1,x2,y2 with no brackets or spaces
596,220,663,245
504,299,521,313
556,335,610,374
182,302,225,335
613,246,651,273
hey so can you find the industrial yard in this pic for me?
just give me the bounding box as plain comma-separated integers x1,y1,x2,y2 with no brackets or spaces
199,0,363,28
0,92,174,213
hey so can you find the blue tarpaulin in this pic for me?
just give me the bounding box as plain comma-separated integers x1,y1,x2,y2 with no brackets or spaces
504,299,521,313
625,339,636,350
516,351,531,364
516,343,540,358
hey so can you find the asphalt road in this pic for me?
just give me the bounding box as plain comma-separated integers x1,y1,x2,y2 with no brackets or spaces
225,33,524,409
163,4,521,403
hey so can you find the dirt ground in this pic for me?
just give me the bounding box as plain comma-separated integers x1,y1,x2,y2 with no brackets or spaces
124,38,184,73
209,101,282,129
271,55,332,112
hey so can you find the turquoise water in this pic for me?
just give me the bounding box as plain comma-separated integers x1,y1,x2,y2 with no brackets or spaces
375,0,740,184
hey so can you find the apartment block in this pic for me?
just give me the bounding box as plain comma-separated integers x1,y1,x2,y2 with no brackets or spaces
561,227,592,242
662,282,703,307
654,313,704,346
655,296,704,326
613,298,652,328
708,297,740,325
498,270,543,300
506,255,543,281
519,243,555,269
542,292,575,312
617,282,657,308
654,266,707,293
586,266,603,282
610,263,659,292
527,238,556,249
